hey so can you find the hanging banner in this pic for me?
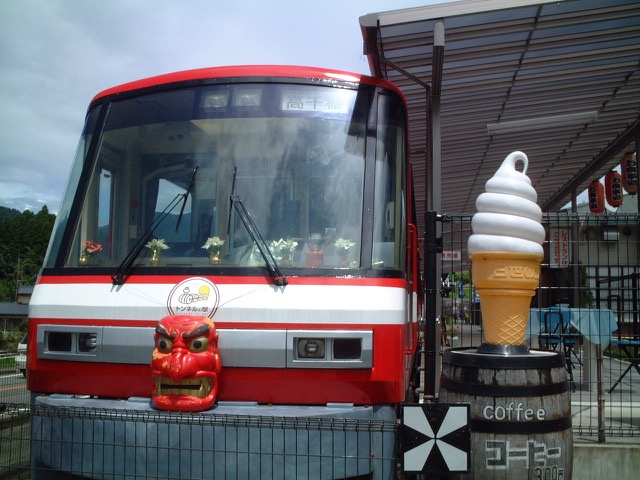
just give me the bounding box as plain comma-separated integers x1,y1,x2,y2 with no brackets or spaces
588,180,605,214
621,152,638,194
605,170,623,207
442,250,462,261
550,227,570,268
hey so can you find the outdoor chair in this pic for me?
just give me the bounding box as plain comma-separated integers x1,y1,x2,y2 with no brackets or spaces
538,308,581,389
608,321,640,393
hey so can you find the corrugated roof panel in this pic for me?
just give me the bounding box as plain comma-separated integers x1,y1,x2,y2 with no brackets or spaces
360,0,640,232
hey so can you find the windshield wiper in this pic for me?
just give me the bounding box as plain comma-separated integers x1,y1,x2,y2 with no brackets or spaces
230,195,288,287
111,194,182,286
112,167,198,286
176,166,198,231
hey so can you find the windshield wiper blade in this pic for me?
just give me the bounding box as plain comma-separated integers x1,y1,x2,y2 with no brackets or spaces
112,166,199,286
226,166,237,236
111,193,183,286
230,195,288,287
176,166,198,232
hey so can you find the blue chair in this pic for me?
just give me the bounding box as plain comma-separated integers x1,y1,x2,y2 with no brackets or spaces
608,322,640,393
538,309,562,350
539,308,581,389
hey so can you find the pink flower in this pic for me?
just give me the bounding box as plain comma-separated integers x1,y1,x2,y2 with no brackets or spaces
83,241,102,254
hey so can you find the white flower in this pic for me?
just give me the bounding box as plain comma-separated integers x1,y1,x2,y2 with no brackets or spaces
270,238,285,252
202,236,225,251
282,239,298,252
270,238,298,253
145,238,169,252
335,238,355,251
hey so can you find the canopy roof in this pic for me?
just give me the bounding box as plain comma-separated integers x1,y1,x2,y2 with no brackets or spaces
360,0,639,229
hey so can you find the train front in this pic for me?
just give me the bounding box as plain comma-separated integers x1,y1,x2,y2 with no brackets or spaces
27,66,419,479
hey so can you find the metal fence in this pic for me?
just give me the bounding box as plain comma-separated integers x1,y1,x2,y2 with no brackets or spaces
0,352,16,375
1,402,397,480
1,212,638,478
438,212,639,440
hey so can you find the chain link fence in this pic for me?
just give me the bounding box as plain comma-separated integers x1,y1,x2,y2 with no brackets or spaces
1,212,637,478
438,212,639,439
1,402,397,479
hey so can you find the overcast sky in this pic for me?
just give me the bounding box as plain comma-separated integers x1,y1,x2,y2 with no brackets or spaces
0,0,451,214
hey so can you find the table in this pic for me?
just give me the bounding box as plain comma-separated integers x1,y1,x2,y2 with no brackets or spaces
528,307,618,390
528,307,617,346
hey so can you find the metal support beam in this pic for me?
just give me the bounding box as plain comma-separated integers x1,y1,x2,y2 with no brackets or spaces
542,120,640,211
363,19,447,398
423,211,439,398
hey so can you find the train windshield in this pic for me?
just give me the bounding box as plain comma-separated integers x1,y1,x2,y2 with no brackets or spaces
46,81,406,273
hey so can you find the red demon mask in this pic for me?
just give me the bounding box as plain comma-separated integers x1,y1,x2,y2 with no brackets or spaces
151,315,221,411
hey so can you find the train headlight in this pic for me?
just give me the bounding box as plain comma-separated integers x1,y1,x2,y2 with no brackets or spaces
297,338,325,359
79,333,98,352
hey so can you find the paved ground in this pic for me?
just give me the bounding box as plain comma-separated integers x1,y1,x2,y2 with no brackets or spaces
445,323,640,442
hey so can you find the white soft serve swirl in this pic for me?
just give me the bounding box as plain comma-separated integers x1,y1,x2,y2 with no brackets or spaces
468,151,545,256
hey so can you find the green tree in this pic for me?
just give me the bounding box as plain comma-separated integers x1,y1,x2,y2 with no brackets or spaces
0,206,20,223
565,262,595,308
0,206,55,301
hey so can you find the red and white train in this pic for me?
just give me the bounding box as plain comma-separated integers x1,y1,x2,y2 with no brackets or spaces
27,65,422,479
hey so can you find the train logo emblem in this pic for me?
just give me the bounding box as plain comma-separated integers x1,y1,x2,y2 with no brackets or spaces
167,277,220,318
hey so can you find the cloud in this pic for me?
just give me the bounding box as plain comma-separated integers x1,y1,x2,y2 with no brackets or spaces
0,0,429,214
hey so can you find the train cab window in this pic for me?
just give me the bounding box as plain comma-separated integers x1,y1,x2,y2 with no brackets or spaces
53,82,409,275
96,168,114,260
372,94,407,270
64,140,125,267
146,172,195,258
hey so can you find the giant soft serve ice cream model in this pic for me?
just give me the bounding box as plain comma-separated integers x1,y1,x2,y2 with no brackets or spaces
468,151,545,354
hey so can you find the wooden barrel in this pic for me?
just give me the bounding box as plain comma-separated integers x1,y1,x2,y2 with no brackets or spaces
439,348,572,479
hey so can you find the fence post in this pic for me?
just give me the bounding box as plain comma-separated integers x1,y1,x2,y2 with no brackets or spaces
597,343,606,443
423,210,440,397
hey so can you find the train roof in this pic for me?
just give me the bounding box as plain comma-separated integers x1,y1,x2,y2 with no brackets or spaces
91,65,404,104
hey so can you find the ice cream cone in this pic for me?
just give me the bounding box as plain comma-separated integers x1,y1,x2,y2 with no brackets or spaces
471,251,542,346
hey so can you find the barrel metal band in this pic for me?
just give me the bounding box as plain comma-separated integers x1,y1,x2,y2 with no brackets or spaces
470,416,572,434
440,376,570,396
444,348,565,369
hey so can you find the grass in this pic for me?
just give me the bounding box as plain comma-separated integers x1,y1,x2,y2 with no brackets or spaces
0,353,16,369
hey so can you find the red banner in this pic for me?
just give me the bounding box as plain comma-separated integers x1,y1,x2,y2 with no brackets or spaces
605,170,623,207
621,152,637,194
588,180,604,214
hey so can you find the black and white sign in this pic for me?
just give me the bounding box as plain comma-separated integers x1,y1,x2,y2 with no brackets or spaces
400,403,470,474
